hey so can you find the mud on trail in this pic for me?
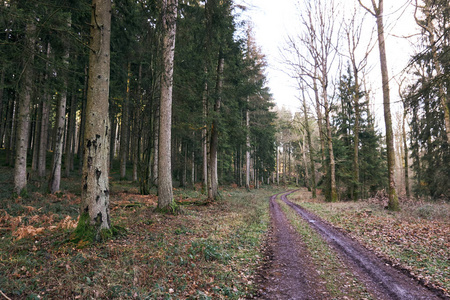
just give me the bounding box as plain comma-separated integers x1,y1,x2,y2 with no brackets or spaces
255,190,443,300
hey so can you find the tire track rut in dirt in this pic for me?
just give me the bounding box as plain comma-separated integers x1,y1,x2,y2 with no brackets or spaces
268,190,442,300
255,192,328,299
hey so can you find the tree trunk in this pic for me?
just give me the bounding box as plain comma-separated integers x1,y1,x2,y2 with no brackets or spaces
351,66,360,201
157,0,178,210
38,97,50,177
324,96,337,202
245,100,251,190
119,62,131,179
65,91,77,176
31,103,41,171
152,104,159,186
78,65,88,174
14,23,35,195
209,53,224,200
374,0,399,210
403,105,410,199
109,110,117,170
49,24,70,193
48,92,66,193
313,75,326,166
302,92,316,197
202,67,208,194
276,146,279,185
80,0,112,233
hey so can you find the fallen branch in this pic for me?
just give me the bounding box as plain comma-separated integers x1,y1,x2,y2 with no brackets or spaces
0,290,11,300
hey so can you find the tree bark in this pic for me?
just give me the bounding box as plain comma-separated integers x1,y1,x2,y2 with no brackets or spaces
403,105,410,199
302,91,316,197
14,23,35,195
373,0,399,210
202,67,208,193
80,0,112,232
48,92,66,193
157,0,178,210
65,91,77,176
119,62,131,179
49,21,70,193
209,53,224,200
245,99,251,190
352,68,360,201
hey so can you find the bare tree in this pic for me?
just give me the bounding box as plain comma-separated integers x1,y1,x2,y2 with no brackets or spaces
358,0,399,210
282,0,341,201
157,0,178,211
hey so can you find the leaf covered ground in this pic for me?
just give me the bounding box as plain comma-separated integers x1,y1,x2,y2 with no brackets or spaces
289,190,450,298
0,171,280,299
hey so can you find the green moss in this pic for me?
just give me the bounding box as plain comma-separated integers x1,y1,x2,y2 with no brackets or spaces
154,201,182,215
69,213,126,248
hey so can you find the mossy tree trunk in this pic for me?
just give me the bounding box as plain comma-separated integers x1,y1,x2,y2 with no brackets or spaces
79,0,112,234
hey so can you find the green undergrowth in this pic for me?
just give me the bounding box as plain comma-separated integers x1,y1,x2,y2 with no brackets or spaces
288,189,450,298
277,197,374,299
0,180,281,299
68,213,127,248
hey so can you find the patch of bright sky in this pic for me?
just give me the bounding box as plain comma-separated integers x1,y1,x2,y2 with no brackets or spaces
235,0,420,129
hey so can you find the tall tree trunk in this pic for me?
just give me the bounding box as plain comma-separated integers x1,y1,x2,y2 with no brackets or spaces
38,94,50,177
245,100,251,190
302,92,316,197
276,146,279,185
79,0,112,232
119,62,131,179
48,92,66,193
5,96,15,166
323,91,337,202
403,105,410,199
202,67,208,194
65,91,77,176
14,23,35,195
109,110,117,170
49,20,70,193
374,0,399,210
352,68,360,201
209,53,224,200
157,0,178,210
313,74,326,166
31,103,41,171
152,104,159,186
78,65,88,174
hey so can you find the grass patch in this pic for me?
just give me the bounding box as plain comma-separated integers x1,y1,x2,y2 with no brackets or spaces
288,189,450,298
277,197,374,299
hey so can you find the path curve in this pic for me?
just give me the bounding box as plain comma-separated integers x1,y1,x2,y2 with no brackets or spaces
255,190,444,300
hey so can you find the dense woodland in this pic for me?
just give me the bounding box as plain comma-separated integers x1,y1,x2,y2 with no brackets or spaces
0,0,449,236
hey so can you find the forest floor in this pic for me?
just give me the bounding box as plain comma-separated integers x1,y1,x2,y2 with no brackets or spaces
0,164,449,299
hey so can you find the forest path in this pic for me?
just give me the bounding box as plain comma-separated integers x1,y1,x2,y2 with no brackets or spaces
255,190,442,300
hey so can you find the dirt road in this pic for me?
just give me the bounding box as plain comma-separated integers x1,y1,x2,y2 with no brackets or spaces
255,190,443,300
